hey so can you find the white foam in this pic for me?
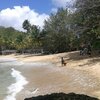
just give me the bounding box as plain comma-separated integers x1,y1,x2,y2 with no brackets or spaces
4,68,28,100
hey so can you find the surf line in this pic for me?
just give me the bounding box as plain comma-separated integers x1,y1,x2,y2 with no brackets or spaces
4,68,28,100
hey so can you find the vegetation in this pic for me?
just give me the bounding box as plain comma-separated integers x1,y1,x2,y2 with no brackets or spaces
43,8,76,53
73,0,100,50
0,0,100,54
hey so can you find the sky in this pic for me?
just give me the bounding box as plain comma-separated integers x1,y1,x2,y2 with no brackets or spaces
0,0,75,31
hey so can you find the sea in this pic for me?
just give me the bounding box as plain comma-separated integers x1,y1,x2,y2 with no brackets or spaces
0,57,28,100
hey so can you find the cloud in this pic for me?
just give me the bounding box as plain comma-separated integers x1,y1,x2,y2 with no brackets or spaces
0,6,49,31
51,8,58,13
52,0,75,8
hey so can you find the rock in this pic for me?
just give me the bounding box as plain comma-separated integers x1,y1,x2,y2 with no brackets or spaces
24,92,99,100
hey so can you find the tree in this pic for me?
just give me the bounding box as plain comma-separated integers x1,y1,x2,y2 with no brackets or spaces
43,8,76,53
22,20,43,49
73,0,100,45
23,20,31,33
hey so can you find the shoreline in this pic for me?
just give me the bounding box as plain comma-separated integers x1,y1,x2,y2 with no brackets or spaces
16,64,100,99
4,68,28,100
0,51,100,99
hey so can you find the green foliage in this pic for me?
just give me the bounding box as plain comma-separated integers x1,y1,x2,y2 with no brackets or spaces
0,0,100,54
0,21,43,54
43,8,76,53
0,26,23,50
23,20,31,33
92,39,100,50
73,0,100,46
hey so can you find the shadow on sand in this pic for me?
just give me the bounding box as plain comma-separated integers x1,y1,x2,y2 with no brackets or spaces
63,51,100,67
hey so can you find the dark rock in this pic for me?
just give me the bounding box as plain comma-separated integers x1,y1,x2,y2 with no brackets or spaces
24,92,99,100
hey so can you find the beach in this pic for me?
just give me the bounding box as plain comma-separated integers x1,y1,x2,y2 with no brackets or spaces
0,51,100,100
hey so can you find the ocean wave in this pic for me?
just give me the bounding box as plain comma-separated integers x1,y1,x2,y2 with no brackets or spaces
4,68,28,100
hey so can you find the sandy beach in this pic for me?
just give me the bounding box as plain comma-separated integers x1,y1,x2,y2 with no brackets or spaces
0,51,100,100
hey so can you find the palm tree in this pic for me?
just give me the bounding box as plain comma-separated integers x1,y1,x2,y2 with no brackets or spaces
23,20,31,33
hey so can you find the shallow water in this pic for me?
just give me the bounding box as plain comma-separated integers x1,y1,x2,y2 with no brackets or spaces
0,58,28,100
0,64,15,100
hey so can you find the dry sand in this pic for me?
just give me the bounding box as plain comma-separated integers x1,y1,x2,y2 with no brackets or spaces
1,51,100,99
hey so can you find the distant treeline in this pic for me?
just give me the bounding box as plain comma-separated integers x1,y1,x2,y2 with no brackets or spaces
0,0,100,54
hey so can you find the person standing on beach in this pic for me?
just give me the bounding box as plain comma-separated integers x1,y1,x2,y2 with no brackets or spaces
61,57,66,66
61,57,64,66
